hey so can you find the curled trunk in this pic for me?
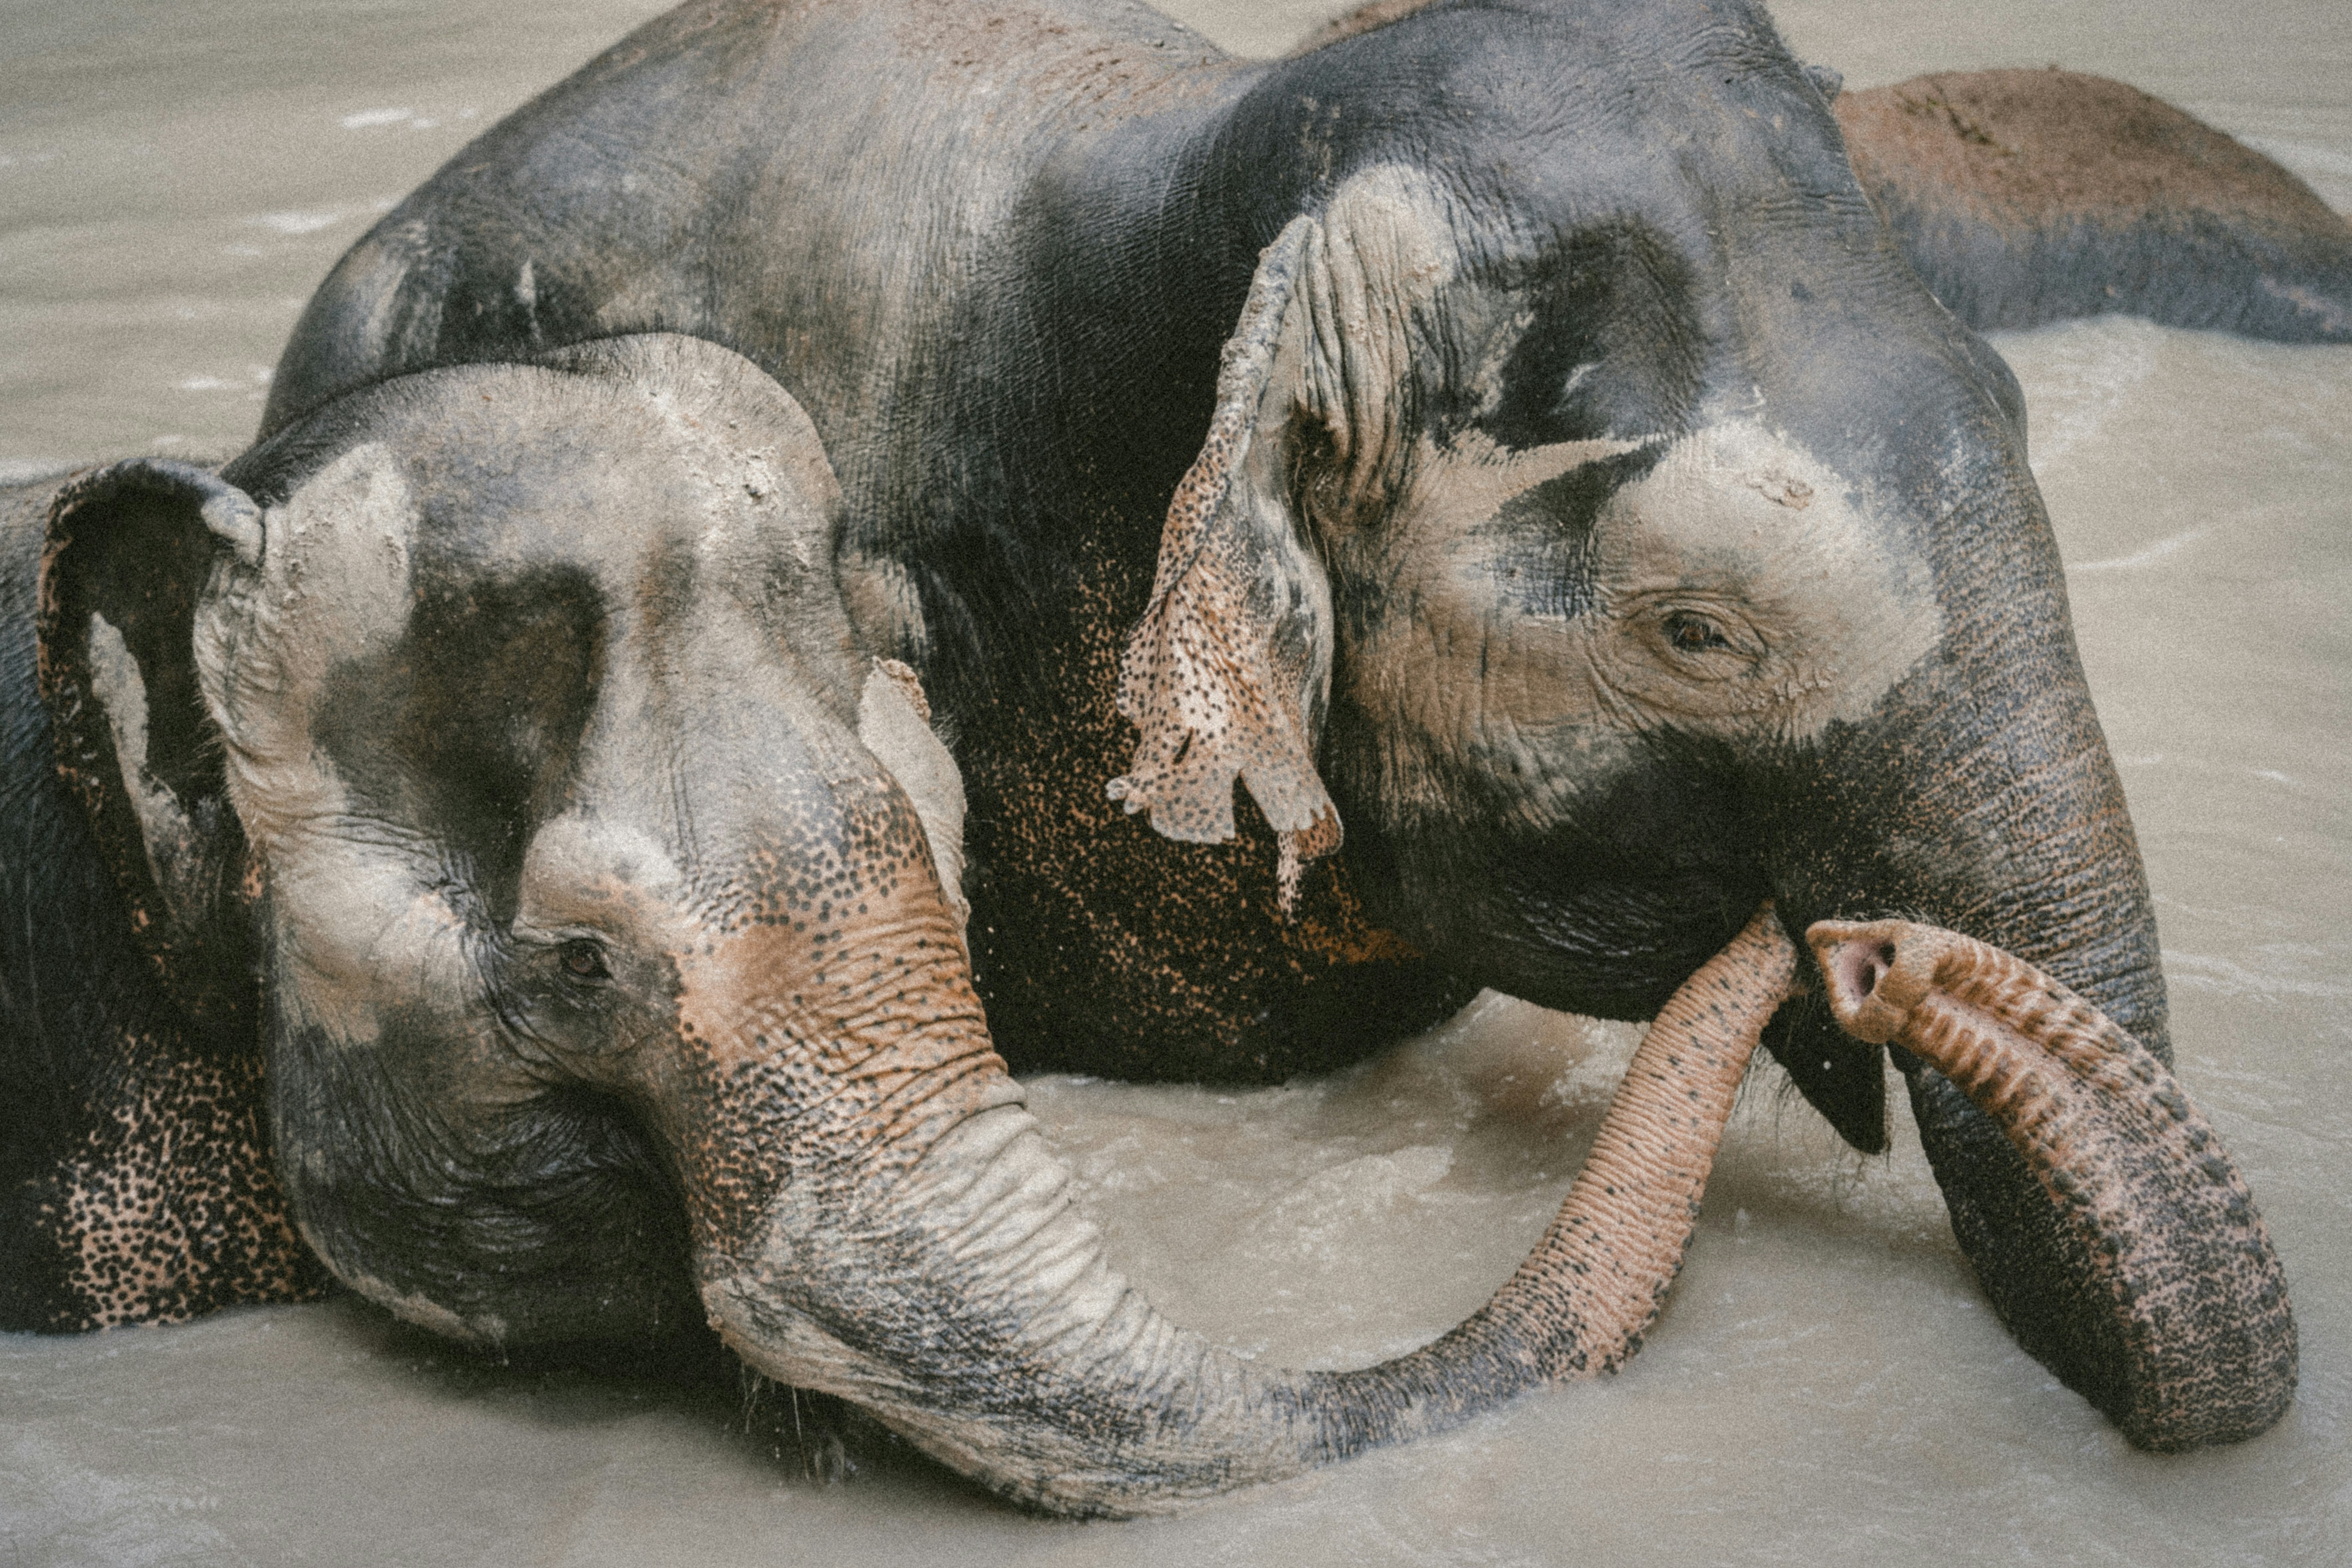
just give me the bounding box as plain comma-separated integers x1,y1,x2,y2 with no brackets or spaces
705,906,1799,1516
1812,919,2296,1449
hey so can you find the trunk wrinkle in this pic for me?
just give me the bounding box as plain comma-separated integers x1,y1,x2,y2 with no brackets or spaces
709,905,1798,1515
1810,917,2295,1449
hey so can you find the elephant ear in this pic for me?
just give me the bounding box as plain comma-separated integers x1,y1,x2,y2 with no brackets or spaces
1109,217,1344,911
37,459,264,1030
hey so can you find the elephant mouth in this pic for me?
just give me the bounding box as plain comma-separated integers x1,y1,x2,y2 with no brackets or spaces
1762,982,1891,1153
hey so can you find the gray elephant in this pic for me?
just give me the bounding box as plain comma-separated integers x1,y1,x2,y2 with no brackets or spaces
0,331,1806,1511
251,0,2309,1452
0,331,2283,1514
1832,66,2352,340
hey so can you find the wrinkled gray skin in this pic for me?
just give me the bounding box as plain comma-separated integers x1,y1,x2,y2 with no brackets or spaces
262,0,2296,1452
43,334,1812,1517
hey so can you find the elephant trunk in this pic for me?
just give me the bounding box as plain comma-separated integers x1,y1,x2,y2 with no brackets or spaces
695,906,1798,1517
1745,389,2305,1445
1770,692,2298,1446
1810,919,2295,1449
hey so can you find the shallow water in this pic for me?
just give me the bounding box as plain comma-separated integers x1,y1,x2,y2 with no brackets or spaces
3,0,2348,1562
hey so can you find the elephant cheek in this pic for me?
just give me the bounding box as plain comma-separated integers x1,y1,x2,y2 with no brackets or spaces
1761,993,1888,1154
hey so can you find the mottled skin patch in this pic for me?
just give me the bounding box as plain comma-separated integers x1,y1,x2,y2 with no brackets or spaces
657,791,1007,1261
1110,215,1344,905
962,521,1468,1084
24,1024,322,1329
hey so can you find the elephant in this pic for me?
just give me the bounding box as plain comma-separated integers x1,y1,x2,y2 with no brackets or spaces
0,331,2289,1513
43,0,2310,1453
0,330,1792,1510
1833,67,2352,340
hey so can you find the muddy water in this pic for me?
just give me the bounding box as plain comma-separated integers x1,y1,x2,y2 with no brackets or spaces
3,0,2347,1562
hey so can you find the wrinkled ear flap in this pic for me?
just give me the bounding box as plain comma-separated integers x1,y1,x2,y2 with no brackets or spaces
38,459,264,1030
1109,218,1341,910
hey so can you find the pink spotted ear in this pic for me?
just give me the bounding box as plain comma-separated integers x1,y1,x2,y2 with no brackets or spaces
1108,218,1341,911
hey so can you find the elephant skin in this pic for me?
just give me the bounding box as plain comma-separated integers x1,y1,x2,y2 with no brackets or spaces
2,333,1866,1513
248,0,2294,1452
1835,69,2352,341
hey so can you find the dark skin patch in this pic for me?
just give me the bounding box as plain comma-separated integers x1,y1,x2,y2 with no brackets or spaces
1476,443,1669,621
1759,989,1886,1153
1332,726,1767,1020
1462,224,1709,452
312,566,605,928
34,469,255,1034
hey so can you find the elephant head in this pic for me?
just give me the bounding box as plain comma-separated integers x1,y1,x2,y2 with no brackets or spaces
1112,0,2294,1450
34,332,1845,1514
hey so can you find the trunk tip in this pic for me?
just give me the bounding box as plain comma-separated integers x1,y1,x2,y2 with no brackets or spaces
1806,919,1943,1044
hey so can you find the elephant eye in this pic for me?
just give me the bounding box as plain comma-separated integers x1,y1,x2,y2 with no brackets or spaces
558,939,612,981
1662,611,1733,652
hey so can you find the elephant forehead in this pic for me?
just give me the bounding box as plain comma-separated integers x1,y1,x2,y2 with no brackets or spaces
1401,431,1660,540
250,366,830,632
203,388,846,823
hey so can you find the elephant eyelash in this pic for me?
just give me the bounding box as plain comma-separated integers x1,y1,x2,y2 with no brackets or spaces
1661,610,1735,653
557,938,612,982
